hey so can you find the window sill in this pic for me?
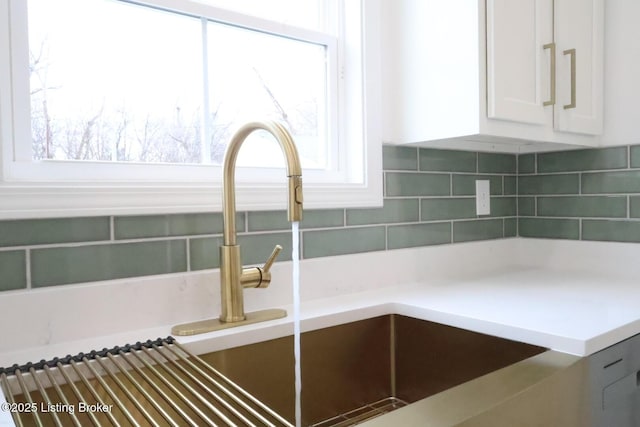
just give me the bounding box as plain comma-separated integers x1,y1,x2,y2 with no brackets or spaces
0,178,383,219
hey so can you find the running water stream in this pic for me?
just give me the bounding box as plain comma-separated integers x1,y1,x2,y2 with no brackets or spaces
291,221,302,427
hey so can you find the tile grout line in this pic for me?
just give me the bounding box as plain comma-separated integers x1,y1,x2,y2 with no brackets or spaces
25,248,32,290
387,170,463,175
1,235,193,252
185,237,191,272
527,166,640,175
523,215,640,221
449,173,453,196
450,221,454,244
382,171,387,198
384,224,389,251
578,172,582,195
579,218,583,240
516,169,520,236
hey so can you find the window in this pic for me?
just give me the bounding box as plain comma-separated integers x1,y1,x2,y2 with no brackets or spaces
0,0,382,218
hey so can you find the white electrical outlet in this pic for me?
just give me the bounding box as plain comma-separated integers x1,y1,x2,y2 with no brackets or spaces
476,180,490,215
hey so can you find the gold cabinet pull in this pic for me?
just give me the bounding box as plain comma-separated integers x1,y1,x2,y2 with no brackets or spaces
563,48,576,109
543,42,556,106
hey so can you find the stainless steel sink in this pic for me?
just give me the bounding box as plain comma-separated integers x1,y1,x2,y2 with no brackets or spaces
200,314,547,426
1,315,547,427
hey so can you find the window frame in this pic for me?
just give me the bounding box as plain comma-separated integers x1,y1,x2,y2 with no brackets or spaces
0,0,382,219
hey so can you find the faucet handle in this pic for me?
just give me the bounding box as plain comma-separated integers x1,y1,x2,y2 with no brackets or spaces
241,244,282,289
263,245,283,274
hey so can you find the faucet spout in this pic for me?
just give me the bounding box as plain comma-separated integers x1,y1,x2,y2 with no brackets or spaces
222,121,303,246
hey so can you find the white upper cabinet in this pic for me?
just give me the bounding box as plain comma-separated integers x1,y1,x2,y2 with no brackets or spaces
487,0,553,126
554,0,604,135
489,0,603,135
382,0,604,152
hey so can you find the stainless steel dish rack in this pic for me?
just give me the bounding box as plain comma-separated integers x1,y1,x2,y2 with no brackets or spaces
0,337,292,427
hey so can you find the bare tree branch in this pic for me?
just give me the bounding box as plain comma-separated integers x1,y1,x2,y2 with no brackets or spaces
251,66,294,132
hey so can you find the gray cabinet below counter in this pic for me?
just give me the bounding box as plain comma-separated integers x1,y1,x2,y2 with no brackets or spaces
590,332,640,426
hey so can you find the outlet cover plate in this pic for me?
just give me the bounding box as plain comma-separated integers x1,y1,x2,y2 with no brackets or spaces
476,180,490,215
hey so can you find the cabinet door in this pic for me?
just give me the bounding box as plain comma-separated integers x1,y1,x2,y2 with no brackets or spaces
554,0,604,135
486,0,553,125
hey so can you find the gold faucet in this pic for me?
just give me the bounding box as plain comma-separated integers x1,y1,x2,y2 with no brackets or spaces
172,121,303,336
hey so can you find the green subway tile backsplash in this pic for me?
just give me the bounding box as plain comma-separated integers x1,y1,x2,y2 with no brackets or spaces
631,196,640,218
536,196,628,218
504,176,517,195
115,213,235,239
518,218,580,240
478,152,517,174
537,147,628,173
0,217,110,247
303,226,386,259
247,211,290,232
582,170,640,194
300,210,345,229
453,219,504,243
383,145,418,170
7,143,640,291
452,175,503,196
489,198,518,218
518,197,536,217
189,236,223,270
504,218,518,237
388,222,451,249
421,198,476,221
518,154,535,174
420,197,515,221
31,240,187,287
347,199,418,225
518,143,640,243
248,209,345,231
385,172,450,197
582,220,640,243
518,174,580,195
632,146,640,168
0,251,27,291
419,148,476,172
238,232,293,265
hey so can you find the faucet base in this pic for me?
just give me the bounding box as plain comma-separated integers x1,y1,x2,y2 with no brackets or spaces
171,309,287,336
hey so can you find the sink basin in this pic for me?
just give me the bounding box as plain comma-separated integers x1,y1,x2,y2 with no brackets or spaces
199,314,546,426
1,314,550,427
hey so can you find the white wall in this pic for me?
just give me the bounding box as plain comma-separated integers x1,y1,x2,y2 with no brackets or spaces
602,0,640,145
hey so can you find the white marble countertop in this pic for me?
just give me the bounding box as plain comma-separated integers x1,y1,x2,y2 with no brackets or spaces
176,266,640,358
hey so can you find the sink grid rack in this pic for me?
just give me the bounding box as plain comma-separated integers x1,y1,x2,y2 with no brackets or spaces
0,337,293,427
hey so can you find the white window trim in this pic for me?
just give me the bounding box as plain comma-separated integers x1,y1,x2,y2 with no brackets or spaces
0,0,382,219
